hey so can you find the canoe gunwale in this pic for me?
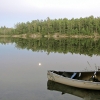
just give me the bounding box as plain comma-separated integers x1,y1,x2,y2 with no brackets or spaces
48,71,100,84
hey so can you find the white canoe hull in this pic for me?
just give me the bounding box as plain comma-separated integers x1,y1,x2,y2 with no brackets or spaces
47,71,100,90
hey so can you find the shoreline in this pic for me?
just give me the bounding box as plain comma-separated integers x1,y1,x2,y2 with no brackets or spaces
0,34,100,39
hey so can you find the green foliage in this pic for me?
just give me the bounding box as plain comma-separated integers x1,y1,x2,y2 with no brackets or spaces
0,26,13,35
1,16,100,36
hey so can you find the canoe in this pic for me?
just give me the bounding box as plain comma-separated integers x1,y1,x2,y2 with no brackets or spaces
47,80,100,100
47,70,100,90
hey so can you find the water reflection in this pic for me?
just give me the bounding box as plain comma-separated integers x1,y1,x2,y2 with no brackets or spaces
47,80,100,100
0,37,100,56
1,37,100,100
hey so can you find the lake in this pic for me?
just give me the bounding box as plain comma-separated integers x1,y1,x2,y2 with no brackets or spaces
0,37,100,100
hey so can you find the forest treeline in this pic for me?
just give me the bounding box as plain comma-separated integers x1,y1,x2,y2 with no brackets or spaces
0,37,100,56
0,16,100,36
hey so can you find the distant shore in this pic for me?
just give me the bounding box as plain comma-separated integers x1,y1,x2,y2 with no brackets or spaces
0,34,100,39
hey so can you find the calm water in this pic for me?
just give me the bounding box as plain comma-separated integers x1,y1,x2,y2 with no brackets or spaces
0,43,100,100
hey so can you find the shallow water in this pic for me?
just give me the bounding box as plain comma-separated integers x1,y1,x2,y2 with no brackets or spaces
0,43,100,100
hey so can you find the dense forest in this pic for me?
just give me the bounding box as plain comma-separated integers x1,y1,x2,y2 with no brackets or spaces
0,16,100,36
0,37,100,56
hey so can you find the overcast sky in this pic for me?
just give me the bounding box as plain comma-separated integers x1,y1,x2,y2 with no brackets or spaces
0,0,100,27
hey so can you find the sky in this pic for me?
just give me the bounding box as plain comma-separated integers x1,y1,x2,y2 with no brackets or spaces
0,0,100,28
